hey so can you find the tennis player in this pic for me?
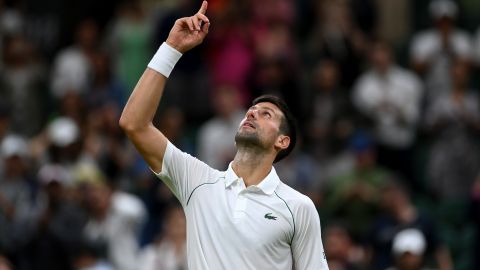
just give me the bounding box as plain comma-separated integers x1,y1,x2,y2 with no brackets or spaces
119,1,329,269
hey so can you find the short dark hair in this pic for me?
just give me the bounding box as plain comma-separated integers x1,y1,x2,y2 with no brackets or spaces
252,95,297,163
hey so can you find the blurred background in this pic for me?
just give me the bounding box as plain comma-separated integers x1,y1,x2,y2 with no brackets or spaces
0,0,480,269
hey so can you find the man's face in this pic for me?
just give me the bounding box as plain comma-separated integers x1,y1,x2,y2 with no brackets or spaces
235,102,285,151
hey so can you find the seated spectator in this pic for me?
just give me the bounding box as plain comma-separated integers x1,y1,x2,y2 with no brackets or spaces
424,58,480,199
275,140,324,207
83,101,134,190
50,19,98,98
197,85,245,170
87,50,126,110
325,223,365,270
305,58,356,162
325,132,391,241
368,181,452,270
104,0,152,93
410,0,472,101
0,33,47,137
58,91,88,127
305,0,368,89
352,39,423,187
138,203,187,270
80,163,146,270
20,163,86,270
31,117,91,171
156,106,193,154
386,229,435,270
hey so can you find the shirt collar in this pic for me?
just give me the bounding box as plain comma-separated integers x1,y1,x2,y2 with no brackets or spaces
224,162,281,195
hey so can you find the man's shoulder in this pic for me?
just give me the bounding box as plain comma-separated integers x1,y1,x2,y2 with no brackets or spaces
275,182,315,210
162,141,222,176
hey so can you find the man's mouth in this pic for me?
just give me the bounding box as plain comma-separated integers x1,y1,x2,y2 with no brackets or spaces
242,121,255,129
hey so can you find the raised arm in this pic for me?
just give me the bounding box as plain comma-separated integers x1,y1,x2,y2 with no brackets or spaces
119,1,210,173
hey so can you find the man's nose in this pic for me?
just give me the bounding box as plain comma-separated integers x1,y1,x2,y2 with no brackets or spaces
246,109,256,119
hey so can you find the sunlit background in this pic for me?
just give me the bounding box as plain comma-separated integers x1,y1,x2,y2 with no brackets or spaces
1,0,480,269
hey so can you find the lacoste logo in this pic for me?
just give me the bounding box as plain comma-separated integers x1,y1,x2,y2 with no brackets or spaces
264,213,277,220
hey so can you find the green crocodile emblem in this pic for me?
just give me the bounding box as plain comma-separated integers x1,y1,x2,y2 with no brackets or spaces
264,213,277,220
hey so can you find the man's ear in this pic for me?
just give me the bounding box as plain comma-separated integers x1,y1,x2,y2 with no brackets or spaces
275,135,290,151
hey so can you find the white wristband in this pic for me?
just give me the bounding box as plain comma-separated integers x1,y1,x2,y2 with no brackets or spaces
148,42,182,78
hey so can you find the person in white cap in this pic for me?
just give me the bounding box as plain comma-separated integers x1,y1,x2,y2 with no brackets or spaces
386,228,435,270
119,1,329,269
410,0,472,102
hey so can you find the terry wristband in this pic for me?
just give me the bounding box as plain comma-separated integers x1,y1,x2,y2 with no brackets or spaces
147,42,182,78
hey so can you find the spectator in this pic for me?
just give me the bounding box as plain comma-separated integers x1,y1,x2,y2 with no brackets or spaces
368,181,452,270
156,106,193,154
352,40,423,188
58,91,88,128
275,140,324,207
50,19,99,99
250,17,303,117
324,132,391,241
306,0,368,89
81,163,146,270
105,0,152,93
86,50,126,110
0,0,24,59
325,223,365,270
386,229,433,270
33,117,88,168
20,163,86,270
206,1,255,106
0,34,48,137
197,85,245,170
305,58,355,162
138,203,187,270
424,58,480,199
410,0,472,101
83,102,134,189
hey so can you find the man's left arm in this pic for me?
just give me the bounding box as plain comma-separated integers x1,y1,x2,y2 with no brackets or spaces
292,198,329,270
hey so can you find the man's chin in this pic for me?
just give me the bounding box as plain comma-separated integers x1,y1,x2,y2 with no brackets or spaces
235,132,261,147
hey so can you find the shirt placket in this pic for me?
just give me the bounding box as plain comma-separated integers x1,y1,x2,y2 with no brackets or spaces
233,178,248,219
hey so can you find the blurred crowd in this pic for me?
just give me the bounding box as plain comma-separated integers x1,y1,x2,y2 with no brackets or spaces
0,0,480,269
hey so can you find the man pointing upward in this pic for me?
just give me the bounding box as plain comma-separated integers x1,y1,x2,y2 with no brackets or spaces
119,1,329,269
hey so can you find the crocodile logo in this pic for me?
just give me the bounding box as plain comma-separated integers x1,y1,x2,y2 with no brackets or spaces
264,213,277,220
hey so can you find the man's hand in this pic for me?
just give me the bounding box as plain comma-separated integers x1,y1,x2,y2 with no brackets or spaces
166,1,210,53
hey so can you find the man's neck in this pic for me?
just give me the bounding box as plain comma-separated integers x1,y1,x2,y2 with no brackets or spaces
232,148,274,187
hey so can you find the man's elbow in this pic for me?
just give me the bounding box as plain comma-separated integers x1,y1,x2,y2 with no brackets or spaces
119,114,140,134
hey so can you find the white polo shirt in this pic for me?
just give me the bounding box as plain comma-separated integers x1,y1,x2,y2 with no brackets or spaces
154,142,329,270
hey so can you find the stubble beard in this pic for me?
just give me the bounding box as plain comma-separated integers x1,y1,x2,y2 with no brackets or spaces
234,129,265,150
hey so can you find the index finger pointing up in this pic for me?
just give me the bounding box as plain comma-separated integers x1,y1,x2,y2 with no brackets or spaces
198,1,208,15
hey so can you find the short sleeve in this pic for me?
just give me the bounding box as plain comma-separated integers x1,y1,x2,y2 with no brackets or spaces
292,198,329,270
152,141,217,207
